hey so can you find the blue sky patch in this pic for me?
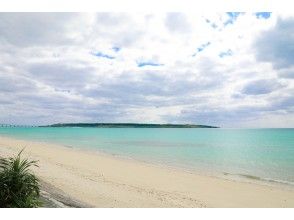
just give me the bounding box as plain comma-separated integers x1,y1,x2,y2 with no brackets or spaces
192,42,211,56
224,12,243,26
255,12,271,19
112,47,121,52
137,61,164,67
219,49,233,58
93,51,115,59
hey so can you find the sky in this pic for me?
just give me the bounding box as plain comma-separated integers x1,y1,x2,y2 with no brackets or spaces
0,12,293,127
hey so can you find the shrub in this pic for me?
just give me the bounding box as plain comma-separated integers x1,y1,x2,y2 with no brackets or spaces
0,150,41,208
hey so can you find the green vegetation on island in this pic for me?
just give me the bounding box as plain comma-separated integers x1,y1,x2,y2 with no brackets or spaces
42,123,219,128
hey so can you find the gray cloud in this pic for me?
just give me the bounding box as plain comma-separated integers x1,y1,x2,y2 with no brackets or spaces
241,79,284,95
0,73,38,94
165,13,191,33
27,62,97,91
82,68,224,109
96,13,129,26
278,67,294,79
268,95,294,112
94,13,144,47
0,13,82,47
254,17,294,70
170,97,294,127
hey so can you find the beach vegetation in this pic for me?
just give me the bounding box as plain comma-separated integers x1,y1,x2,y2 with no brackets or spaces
0,149,41,208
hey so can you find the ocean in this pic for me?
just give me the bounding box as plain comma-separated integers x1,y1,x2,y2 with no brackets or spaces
0,127,293,186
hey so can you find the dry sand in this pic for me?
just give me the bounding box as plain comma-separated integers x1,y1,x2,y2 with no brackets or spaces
0,136,294,208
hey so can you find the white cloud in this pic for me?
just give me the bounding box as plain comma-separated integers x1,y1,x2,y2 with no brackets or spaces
0,12,293,127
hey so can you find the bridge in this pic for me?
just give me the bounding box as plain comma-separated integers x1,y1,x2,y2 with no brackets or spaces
0,124,35,128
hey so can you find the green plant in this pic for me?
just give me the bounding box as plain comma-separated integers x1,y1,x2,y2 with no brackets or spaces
0,149,41,208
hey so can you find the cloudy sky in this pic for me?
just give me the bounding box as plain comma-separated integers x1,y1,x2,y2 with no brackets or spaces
0,12,293,127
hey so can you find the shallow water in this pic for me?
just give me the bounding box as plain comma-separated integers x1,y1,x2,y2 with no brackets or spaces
0,127,293,185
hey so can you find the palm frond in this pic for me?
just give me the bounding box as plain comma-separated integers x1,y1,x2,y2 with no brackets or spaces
0,149,41,208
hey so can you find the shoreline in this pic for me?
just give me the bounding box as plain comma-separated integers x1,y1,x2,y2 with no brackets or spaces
1,135,294,207
1,134,293,190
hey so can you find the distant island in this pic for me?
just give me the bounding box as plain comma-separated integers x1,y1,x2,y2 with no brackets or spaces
41,123,219,128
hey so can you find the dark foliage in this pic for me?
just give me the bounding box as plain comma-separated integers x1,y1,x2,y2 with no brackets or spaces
0,150,41,208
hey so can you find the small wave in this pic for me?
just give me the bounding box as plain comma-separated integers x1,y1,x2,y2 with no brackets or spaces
239,174,262,180
63,145,74,149
262,177,294,186
223,172,294,186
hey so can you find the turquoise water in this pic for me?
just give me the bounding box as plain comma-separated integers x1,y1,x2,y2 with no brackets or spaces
0,127,293,185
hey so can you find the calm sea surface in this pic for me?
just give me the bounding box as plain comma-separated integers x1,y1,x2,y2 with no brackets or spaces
0,127,293,185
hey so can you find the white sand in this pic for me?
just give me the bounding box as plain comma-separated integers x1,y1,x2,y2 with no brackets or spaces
0,136,293,207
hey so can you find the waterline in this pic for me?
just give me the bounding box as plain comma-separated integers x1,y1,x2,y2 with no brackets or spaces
0,127,293,187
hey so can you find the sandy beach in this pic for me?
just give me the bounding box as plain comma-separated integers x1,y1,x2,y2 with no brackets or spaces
0,135,293,208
